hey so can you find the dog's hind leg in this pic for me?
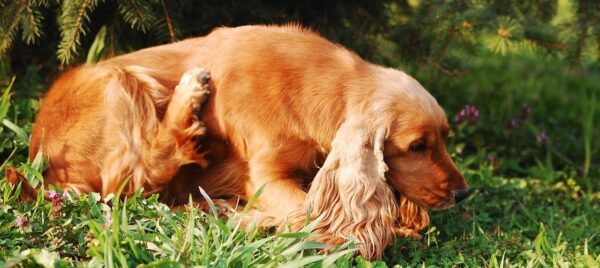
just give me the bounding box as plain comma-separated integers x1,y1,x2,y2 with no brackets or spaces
101,67,211,197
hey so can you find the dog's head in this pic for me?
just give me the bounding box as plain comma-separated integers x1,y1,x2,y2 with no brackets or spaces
306,66,469,259
372,67,469,210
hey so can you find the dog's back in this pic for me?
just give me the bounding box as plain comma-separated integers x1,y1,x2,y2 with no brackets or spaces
105,25,371,154
31,24,366,193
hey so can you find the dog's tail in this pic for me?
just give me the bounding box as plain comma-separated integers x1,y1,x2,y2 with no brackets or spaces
99,65,176,197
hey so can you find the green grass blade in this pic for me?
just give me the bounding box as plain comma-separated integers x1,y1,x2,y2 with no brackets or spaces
197,186,217,216
0,77,15,120
279,255,328,268
321,248,356,267
243,183,267,213
2,119,27,143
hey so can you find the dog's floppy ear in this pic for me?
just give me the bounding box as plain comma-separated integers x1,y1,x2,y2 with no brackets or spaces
306,114,397,259
395,195,430,238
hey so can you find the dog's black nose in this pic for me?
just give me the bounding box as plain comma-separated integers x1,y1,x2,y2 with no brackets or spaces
454,188,471,203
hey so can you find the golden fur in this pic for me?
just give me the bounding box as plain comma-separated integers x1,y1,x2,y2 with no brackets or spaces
27,25,468,259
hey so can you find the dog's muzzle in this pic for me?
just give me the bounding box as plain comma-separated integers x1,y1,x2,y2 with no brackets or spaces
453,188,471,203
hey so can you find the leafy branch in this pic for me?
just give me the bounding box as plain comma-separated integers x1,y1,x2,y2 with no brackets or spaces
57,0,100,64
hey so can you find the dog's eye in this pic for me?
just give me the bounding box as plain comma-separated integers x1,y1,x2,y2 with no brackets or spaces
409,140,427,153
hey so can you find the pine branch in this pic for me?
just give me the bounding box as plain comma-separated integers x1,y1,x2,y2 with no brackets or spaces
435,28,455,66
21,6,44,45
57,0,100,64
570,24,588,71
526,37,567,51
522,17,565,52
0,2,26,54
118,0,158,32
159,0,176,42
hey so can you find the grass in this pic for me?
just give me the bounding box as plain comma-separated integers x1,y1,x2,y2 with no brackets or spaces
0,49,599,266
0,187,355,267
0,156,598,267
385,161,599,267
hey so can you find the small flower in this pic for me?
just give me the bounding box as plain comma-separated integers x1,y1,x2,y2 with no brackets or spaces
487,155,499,170
62,190,69,200
104,210,113,228
537,131,549,145
520,104,532,120
505,118,520,130
47,189,63,203
454,105,480,125
46,189,63,216
47,190,58,200
453,112,465,123
16,215,28,227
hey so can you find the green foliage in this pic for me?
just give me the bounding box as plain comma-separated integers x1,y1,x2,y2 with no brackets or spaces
57,0,101,64
117,0,159,33
406,50,600,190
86,25,106,64
386,0,596,74
0,78,33,167
0,1,45,54
2,1,597,69
0,1,388,66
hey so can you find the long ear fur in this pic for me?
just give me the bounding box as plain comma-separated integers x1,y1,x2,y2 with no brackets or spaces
306,115,397,260
395,195,430,238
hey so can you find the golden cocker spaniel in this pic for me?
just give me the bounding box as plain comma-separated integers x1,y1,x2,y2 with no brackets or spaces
26,25,470,259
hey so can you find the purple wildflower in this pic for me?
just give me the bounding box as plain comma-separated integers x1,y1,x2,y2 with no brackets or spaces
505,118,520,130
521,104,532,120
453,113,464,123
537,131,549,145
454,105,480,125
47,190,59,200
46,189,63,216
16,215,28,227
62,190,69,200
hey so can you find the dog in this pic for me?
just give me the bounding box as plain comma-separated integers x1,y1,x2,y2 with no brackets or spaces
26,25,470,259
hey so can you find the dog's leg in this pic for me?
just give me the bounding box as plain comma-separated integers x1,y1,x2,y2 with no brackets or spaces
244,149,308,225
101,68,210,197
142,68,211,193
